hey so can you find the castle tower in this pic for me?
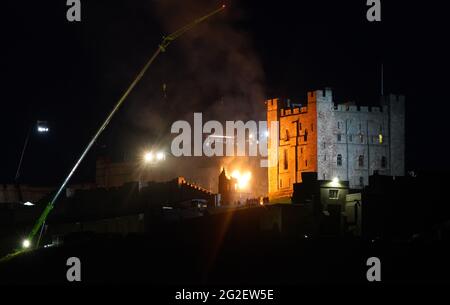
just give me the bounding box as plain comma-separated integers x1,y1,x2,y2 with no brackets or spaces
267,99,281,199
381,94,405,177
266,93,318,201
267,88,405,201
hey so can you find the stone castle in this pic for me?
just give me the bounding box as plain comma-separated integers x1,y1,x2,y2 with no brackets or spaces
267,88,405,201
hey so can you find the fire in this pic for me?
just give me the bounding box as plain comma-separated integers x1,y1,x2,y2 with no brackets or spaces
231,170,251,190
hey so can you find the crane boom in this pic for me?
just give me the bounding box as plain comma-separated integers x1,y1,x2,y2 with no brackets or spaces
23,4,226,251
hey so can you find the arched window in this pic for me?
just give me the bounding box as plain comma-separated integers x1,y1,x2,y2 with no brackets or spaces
358,155,364,167
337,154,342,166
381,156,387,168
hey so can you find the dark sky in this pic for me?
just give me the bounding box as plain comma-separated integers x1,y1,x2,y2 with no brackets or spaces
1,0,449,185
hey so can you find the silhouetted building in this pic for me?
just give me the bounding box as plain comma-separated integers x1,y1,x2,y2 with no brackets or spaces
218,168,238,206
292,172,350,236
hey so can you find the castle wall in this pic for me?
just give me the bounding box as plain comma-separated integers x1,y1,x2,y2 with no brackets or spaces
267,89,405,199
315,88,395,188
267,98,317,201
382,94,406,177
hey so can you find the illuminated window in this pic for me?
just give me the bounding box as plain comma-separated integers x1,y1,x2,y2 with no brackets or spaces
379,134,383,144
381,156,387,168
329,189,339,199
337,154,342,166
358,155,364,167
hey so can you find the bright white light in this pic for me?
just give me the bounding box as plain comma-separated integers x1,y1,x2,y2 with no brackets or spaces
156,152,165,161
144,152,154,163
22,239,31,249
249,133,253,139
332,177,339,184
264,131,269,137
231,170,252,190
37,127,49,133
23,201,34,206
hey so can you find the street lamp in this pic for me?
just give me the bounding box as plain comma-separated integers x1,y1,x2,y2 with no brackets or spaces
143,151,154,163
37,121,49,133
22,239,31,249
143,150,165,164
331,177,340,187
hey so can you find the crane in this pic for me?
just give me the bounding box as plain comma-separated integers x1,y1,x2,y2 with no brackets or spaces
20,4,227,252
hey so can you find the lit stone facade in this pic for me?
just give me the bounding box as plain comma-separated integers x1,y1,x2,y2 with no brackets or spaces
267,88,405,201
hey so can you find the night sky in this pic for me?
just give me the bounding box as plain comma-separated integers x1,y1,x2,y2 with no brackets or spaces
1,0,449,186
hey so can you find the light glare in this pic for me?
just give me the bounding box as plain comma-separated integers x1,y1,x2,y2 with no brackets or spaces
144,152,154,163
156,152,165,161
231,170,252,190
22,239,31,249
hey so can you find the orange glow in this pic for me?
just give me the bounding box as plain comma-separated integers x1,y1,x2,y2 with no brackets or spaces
231,170,251,190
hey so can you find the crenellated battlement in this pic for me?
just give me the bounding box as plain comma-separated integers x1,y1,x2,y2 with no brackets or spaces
332,104,386,113
266,98,280,111
280,106,308,117
308,88,333,103
270,90,403,115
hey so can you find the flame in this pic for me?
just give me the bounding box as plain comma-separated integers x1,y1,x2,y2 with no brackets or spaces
231,170,251,190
